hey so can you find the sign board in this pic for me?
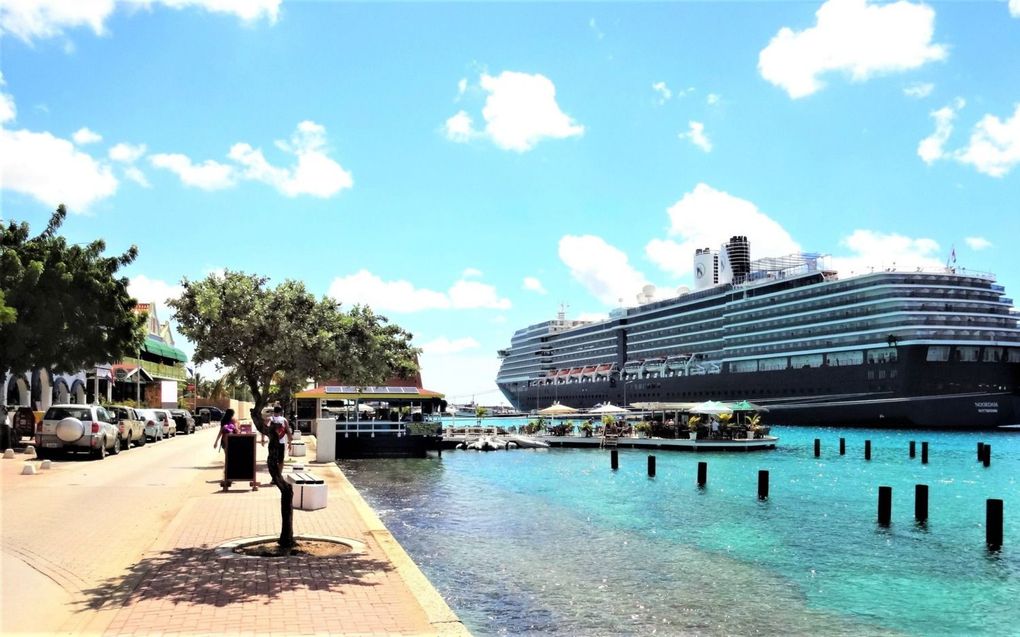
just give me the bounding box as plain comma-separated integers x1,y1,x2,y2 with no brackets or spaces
115,368,127,381
224,434,256,481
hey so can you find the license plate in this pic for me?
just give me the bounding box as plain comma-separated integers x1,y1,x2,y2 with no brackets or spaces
44,442,60,448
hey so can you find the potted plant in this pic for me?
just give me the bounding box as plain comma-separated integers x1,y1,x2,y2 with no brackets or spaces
635,421,652,438
747,414,761,439
687,415,702,440
580,420,594,437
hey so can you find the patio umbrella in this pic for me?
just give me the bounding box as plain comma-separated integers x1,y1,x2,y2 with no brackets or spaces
538,402,578,415
588,403,630,415
730,400,769,412
689,400,733,415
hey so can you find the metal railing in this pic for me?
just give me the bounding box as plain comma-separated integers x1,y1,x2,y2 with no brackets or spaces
120,356,187,381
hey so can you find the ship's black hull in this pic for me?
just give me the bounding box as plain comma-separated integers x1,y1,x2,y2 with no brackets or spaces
498,345,1020,429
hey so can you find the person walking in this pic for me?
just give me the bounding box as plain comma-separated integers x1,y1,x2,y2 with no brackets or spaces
266,404,292,466
213,408,237,452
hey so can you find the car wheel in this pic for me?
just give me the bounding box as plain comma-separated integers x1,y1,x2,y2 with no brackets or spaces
111,436,121,455
138,434,146,447
93,438,107,460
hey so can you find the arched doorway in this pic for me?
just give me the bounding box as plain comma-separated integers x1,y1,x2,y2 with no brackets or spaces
6,374,30,408
70,380,86,404
31,368,53,412
53,378,71,404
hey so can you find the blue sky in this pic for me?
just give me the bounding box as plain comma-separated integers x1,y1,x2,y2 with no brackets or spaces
2,0,1019,405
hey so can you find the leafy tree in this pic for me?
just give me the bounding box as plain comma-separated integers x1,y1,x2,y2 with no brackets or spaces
169,270,418,548
0,205,145,379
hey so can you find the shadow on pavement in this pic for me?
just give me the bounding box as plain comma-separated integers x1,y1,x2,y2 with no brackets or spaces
76,546,393,611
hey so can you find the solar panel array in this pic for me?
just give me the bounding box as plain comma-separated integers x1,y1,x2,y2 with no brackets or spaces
323,386,421,394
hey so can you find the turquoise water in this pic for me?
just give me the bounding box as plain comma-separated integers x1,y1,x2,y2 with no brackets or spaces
341,421,1020,636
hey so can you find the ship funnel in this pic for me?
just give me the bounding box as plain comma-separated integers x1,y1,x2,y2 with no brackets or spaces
693,248,718,291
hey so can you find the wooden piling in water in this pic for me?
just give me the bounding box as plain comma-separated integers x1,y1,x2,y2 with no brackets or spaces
814,438,820,457
982,444,991,467
839,437,845,455
758,470,769,500
977,442,984,462
865,440,872,461
878,486,892,526
915,484,928,523
987,499,1003,550
697,461,707,487
909,440,916,458
921,441,928,465
647,455,656,477
611,449,618,470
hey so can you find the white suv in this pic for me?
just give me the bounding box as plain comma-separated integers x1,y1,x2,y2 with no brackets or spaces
37,404,122,459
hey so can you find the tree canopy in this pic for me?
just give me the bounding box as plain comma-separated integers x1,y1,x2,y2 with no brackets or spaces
0,205,145,377
168,270,419,423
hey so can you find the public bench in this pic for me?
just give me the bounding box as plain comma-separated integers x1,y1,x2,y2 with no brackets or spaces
286,470,327,511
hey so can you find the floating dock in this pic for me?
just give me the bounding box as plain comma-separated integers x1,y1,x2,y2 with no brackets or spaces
441,434,778,452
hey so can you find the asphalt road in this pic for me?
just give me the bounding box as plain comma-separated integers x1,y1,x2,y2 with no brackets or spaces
1,424,221,635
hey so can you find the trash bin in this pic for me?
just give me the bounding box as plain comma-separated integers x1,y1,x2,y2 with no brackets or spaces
221,433,258,491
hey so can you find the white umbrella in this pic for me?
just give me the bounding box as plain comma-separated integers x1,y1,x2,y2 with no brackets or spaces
538,402,578,415
588,403,630,415
689,400,732,415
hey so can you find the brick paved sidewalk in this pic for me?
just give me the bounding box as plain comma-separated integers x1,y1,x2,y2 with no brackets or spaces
85,438,468,637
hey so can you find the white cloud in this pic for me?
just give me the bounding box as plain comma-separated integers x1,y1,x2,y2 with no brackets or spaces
576,311,607,322
903,82,934,98
645,183,800,278
128,274,183,309
109,141,147,163
652,81,672,104
1011,0,1020,18
419,351,506,404
327,270,511,313
123,165,150,187
447,71,584,152
758,0,947,99
456,78,467,98
680,120,712,152
523,276,547,294
444,110,476,142
918,100,1020,177
228,120,353,197
965,236,992,250
462,268,483,278
917,98,964,164
830,229,943,275
0,128,118,211
706,93,721,106
588,17,605,40
72,127,102,145
559,235,650,306
0,0,279,43
0,74,16,124
420,336,481,355
149,153,235,190
955,104,1020,177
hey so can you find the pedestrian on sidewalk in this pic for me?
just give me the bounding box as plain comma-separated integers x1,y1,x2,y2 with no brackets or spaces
213,408,237,452
266,405,292,464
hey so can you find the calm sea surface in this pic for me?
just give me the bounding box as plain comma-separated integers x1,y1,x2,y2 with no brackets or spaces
340,420,1020,636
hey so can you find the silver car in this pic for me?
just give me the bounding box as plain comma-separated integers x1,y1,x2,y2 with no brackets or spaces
37,404,122,459
136,408,164,442
110,405,146,448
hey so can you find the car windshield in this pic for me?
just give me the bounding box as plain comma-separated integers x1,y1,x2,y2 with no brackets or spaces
45,407,92,421
113,408,132,419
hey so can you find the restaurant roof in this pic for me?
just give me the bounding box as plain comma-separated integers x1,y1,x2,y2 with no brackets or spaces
294,385,445,400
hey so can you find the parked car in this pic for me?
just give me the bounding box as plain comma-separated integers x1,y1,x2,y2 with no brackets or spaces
155,409,176,438
36,404,121,459
196,406,224,427
110,405,146,448
136,408,163,442
170,409,196,435
12,406,38,444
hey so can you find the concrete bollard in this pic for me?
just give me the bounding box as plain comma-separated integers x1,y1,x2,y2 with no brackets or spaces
647,455,656,477
987,499,1003,550
24,445,36,456
839,437,845,455
982,444,991,467
909,441,916,458
814,438,820,457
697,461,707,487
865,440,871,461
921,442,928,465
21,463,36,475
915,484,928,523
758,470,769,500
611,449,618,471
878,486,892,526
977,442,985,462
40,459,53,470
3,449,15,459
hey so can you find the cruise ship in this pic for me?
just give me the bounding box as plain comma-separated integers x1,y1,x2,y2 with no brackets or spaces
496,236,1020,428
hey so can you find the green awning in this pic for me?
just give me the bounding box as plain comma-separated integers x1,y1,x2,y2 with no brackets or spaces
142,338,188,362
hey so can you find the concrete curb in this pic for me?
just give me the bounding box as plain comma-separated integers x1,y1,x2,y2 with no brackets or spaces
305,437,471,637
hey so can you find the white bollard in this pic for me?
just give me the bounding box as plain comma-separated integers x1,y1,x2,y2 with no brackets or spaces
291,463,305,472
24,445,36,456
3,449,15,459
21,463,36,475
40,459,53,470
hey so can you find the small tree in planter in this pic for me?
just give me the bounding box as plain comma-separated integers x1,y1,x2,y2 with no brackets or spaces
634,421,652,438
687,415,702,439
